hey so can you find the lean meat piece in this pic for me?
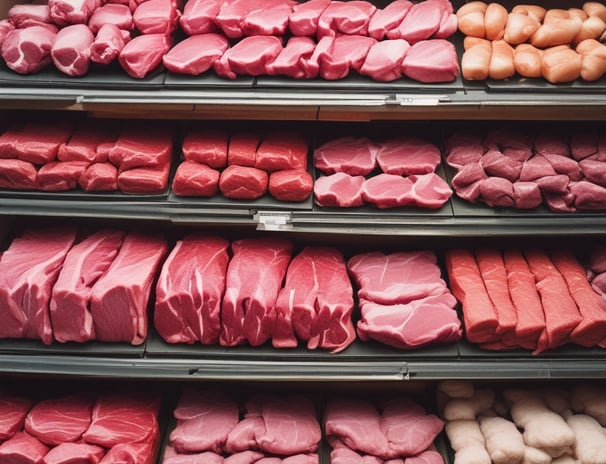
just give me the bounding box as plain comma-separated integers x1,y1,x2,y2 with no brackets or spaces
317,1,377,38
513,181,542,209
164,449,224,464
49,0,100,25
155,234,229,344
179,0,222,35
268,169,313,202
266,36,316,79
255,131,308,172
288,0,330,36
360,39,409,82
182,128,228,168
24,395,94,445
90,24,131,65
163,33,228,75
0,431,49,463
241,1,295,36
117,163,170,194
347,251,448,305
109,127,172,171
451,162,486,203
401,39,459,83
314,137,378,176
118,33,171,79
0,159,38,190
43,442,105,464
214,36,283,79
320,35,377,80
408,173,452,208
444,132,484,169
169,389,239,453
0,395,34,441
214,0,278,38
14,121,74,165
227,132,260,167
0,123,24,155
479,177,515,208
88,4,133,33
1,26,56,74
300,35,332,78
580,159,606,187
571,181,606,210
50,229,125,343
133,0,179,34
534,132,569,157
89,231,168,344
78,162,118,191
224,415,266,453
172,161,220,197
100,441,156,464
519,155,556,182
0,227,77,344
220,238,292,347
58,122,118,163
368,0,412,41
7,4,52,29
330,448,383,464
480,149,523,182
392,0,442,43
83,392,160,448
37,160,90,191
219,165,268,200
357,293,461,349
274,246,355,352
361,174,415,208
313,173,365,208
444,249,499,344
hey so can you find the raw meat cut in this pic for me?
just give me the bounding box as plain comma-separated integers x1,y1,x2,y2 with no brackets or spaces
317,1,377,38
37,160,90,191
225,416,266,453
444,132,484,169
155,234,229,344
24,395,94,445
319,35,377,80
99,441,156,464
43,442,106,464
0,395,34,441
89,231,167,344
450,162,486,202
580,159,606,187
179,0,222,35
90,24,131,65
266,36,316,79
255,131,308,172
182,128,228,168
7,4,52,29
58,122,117,163
394,0,442,43
220,238,292,347
0,159,38,190
361,174,415,208
368,0,413,41
268,169,313,202
289,0,330,36
357,293,461,349
0,227,77,344
1,26,56,74
88,3,133,33
478,416,524,464
241,1,295,36
480,149,523,182
360,39,410,82
313,173,365,208
214,36,283,79
14,121,74,165
347,251,448,305
133,0,179,34
300,35,333,78
571,180,606,210
163,33,229,75
478,177,515,208
109,127,172,171
83,392,160,448
49,0,100,25
219,165,268,200
274,246,355,352
117,163,170,194
0,431,49,463
172,161,220,197
519,155,556,182
118,33,171,78
401,39,459,83
314,137,378,176
408,173,452,208
227,132,260,167
50,229,125,343
78,162,118,191
51,24,94,76
164,449,224,464
214,0,278,38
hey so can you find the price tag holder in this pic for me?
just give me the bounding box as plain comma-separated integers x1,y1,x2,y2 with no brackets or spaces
386,94,449,106
253,211,293,231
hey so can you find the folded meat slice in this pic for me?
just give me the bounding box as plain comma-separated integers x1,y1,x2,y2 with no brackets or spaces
368,0,412,40
214,36,283,79
313,173,365,208
179,0,222,35
314,136,378,176
163,33,229,76
266,36,316,79
172,161,220,197
401,39,459,83
15,120,74,165
360,39,410,82
361,174,415,209
317,0,377,38
43,443,105,464
288,0,330,36
319,35,377,80
118,33,171,78
90,24,131,65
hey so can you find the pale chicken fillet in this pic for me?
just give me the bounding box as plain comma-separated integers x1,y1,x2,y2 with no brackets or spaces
484,3,507,40
514,44,543,78
576,38,606,81
444,419,491,464
489,40,515,79
541,45,582,83
478,416,525,464
503,12,540,45
457,2,487,38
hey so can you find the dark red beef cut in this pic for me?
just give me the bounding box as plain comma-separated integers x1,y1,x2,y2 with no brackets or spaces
155,234,229,344
314,137,378,176
90,24,131,65
0,159,38,190
118,33,171,78
0,431,49,463
266,36,316,79
78,162,119,192
43,442,105,464
0,227,77,344
268,169,313,202
228,132,260,167
0,124,30,158
179,0,222,35
83,392,160,448
88,3,133,33
313,173,365,208
288,0,330,36
219,165,268,200
172,161,220,197
117,163,170,194
99,441,156,464
51,24,94,76
368,0,412,40
444,249,499,344
220,238,292,347
274,246,355,352
360,39,410,82
255,131,308,172
163,33,229,76
58,122,118,163
15,121,74,165
215,0,279,38
393,0,442,43
37,161,90,191
401,39,459,83
241,1,295,36
133,0,179,35
182,128,228,168
375,137,440,176
361,174,415,208
214,36,283,79
49,0,100,26
7,4,52,28
480,149,523,182
109,127,172,172
319,35,377,80
317,1,377,38
0,395,34,441
1,26,56,74
24,395,93,445
50,229,125,343
89,231,167,344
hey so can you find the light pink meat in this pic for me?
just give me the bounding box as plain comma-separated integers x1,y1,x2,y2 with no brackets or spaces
0,395,34,441
37,161,89,191
215,0,279,38
219,165,268,200
133,0,179,34
78,162,118,192
155,234,229,344
268,169,313,202
266,36,316,79
164,450,225,464
580,159,606,187
519,155,557,181
227,132,259,167
224,450,266,464
214,36,283,79
0,431,49,463
444,132,485,169
361,174,415,208
7,4,52,28
182,128,228,168
1,26,56,75
314,136,378,176
408,173,452,208
368,0,412,40
225,416,266,453
320,34,376,80
534,132,569,157
389,0,442,42
288,0,330,36
360,39,409,82
0,159,39,190
317,0,377,38
401,39,459,83
43,442,105,464
118,33,171,78
163,33,228,75
0,19,14,46
255,131,308,172
49,0,100,26
51,24,94,76
241,1,295,36
451,162,487,202
331,447,383,464
376,137,440,176
172,161,220,197
90,24,131,65
313,173,365,208
88,3,132,33
300,35,332,78
179,0,222,35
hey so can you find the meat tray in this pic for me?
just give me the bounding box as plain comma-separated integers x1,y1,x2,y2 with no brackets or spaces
0,188,171,202
456,339,606,361
484,75,606,93
163,71,255,89
0,337,148,358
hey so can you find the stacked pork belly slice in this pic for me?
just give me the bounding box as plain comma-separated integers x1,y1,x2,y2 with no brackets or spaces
0,120,173,194
163,388,321,464
445,127,606,212
314,135,452,209
445,247,606,354
326,396,445,464
172,128,313,202
0,390,161,464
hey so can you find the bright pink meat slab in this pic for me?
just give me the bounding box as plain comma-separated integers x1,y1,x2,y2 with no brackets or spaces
314,137,378,176
313,173,365,208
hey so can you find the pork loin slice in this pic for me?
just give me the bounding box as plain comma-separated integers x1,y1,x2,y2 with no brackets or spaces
269,169,313,202
1,26,56,75
360,39,409,82
78,162,118,191
133,0,179,34
172,161,220,197
51,24,94,76
320,34,376,80
0,431,49,463
408,172,452,208
288,0,330,36
49,0,100,26
368,0,412,40
314,136,378,176
7,4,52,28
179,0,222,35
266,36,316,78
163,33,228,75
215,36,283,79
155,235,229,344
37,161,90,191
43,442,105,464
361,174,415,208
317,0,377,38
313,173,365,208
376,136,440,176
393,0,442,43
88,3,133,33
0,159,38,190
118,33,171,79
401,39,459,83
0,395,34,441
90,24,131,65
219,165,268,200
215,0,278,38
117,163,170,194
241,1,295,36
220,237,292,347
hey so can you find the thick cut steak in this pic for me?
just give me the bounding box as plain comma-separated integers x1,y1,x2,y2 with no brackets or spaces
43,442,105,464
155,234,229,344
182,128,228,168
288,0,330,36
78,162,118,192
228,133,260,167
109,127,172,171
375,137,441,176
214,0,278,38
133,0,179,34
313,173,365,208
314,137,378,176
319,35,376,80
51,24,94,76
90,24,131,65
360,39,410,82
117,164,170,194
241,1,295,36
58,122,118,163
266,36,316,79
15,121,74,165
0,159,39,190
0,431,49,463
361,174,415,208
317,1,377,37
99,441,156,464
1,26,56,74
394,0,442,43
401,39,459,83
368,0,412,40
163,33,228,76
219,165,268,200
268,169,313,202
408,173,452,208
37,161,90,191
0,395,34,441
172,161,220,197
179,0,222,35
118,33,171,78
214,36,283,79
255,131,308,172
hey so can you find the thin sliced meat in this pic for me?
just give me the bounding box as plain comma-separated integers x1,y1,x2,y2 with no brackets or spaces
314,137,378,176
313,173,365,208
361,174,415,209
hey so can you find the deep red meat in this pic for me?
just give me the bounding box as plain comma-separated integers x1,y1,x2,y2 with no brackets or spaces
266,36,316,79
319,35,376,80
313,173,365,208
0,431,49,463
163,33,228,76
37,161,90,191
534,132,569,157
179,0,222,35
401,39,459,83
360,39,409,82
317,1,377,38
182,128,228,168
0,395,34,441
99,441,156,464
15,121,74,165
214,36,283,79
133,0,179,34
314,137,378,176
361,174,415,208
368,0,412,40
51,24,94,76
288,0,330,36
90,24,131,65
241,1,295,36
118,33,171,78
268,169,313,202
227,132,260,167
43,442,105,464
255,131,308,172
408,173,452,208
0,159,38,190
78,162,118,192
109,127,172,172
117,163,170,194
88,3,133,33
172,161,220,197
219,165,268,200
49,0,100,26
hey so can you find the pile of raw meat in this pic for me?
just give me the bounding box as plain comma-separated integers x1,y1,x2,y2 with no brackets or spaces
586,245,606,300
439,380,606,464
458,2,606,83
313,135,453,209
0,226,168,345
0,390,161,464
445,247,606,354
172,128,312,202
326,396,444,464
163,388,321,464
445,127,606,212
0,120,173,194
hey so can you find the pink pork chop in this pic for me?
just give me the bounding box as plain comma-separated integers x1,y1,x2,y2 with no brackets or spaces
48,0,100,26
360,39,410,82
288,0,330,36
368,0,412,40
90,24,131,65
7,4,52,29
407,173,452,208
133,0,179,35
179,0,222,35
172,161,220,197
0,395,34,441
37,161,90,191
317,1,377,37
319,35,377,80
313,173,365,208
182,128,228,168
361,174,415,208
118,33,171,78
163,33,229,76
376,137,441,176
225,416,266,453
314,136,378,176
391,0,442,42
266,36,316,79
241,1,295,36
214,36,283,79
88,3,133,33
2,26,57,76
401,39,459,83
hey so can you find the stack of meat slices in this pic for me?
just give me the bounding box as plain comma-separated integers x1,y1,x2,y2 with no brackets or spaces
313,135,452,209
586,245,606,300
172,127,313,202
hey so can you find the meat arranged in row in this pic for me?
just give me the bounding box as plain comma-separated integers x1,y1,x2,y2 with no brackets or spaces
439,381,606,464
0,390,161,464
587,245,606,301
314,136,453,209
0,120,172,194
445,128,606,212
458,2,606,82
173,129,312,202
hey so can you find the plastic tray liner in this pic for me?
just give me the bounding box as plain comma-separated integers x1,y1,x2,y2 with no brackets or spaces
0,337,147,357
0,61,165,89
456,339,606,360
485,75,606,93
163,71,255,89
